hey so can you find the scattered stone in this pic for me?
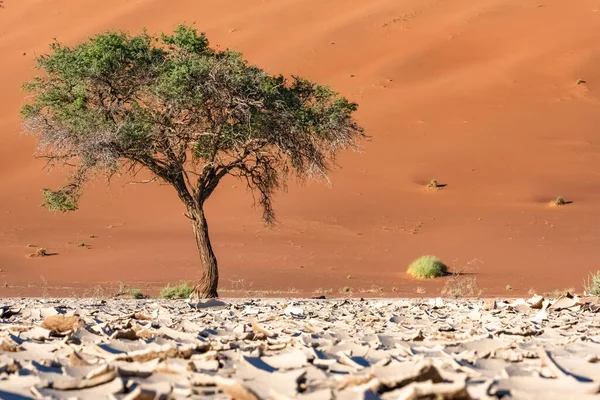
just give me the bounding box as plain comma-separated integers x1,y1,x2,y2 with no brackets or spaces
527,295,544,309
483,299,496,310
549,295,581,311
40,314,83,334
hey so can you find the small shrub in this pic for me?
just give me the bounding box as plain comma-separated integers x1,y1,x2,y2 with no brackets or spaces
359,285,383,294
42,188,79,212
113,282,147,299
160,282,194,299
552,196,567,206
340,286,351,293
407,256,448,279
441,258,483,298
30,248,48,258
505,285,513,291
442,276,481,299
427,179,440,189
114,285,146,299
577,79,586,85
584,272,600,296
128,288,147,299
90,285,108,298
544,287,575,298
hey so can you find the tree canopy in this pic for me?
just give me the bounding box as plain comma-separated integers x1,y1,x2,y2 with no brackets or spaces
22,25,365,297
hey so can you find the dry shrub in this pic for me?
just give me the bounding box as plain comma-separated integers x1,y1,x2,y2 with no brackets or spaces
551,196,568,207
543,287,575,299
584,271,600,296
88,285,109,298
442,276,481,299
441,259,483,299
113,282,147,299
29,248,48,258
359,285,383,294
427,179,440,189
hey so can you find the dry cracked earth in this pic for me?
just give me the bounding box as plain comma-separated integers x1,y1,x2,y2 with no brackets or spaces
1,295,600,399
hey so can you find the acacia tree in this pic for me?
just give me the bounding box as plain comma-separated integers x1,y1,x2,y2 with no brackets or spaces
22,25,364,298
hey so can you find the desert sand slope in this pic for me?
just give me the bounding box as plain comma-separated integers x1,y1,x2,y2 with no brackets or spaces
1,0,600,296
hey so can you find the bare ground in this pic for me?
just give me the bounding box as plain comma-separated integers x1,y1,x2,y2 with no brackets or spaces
1,296,600,399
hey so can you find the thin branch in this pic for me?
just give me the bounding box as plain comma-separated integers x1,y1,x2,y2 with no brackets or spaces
124,177,158,186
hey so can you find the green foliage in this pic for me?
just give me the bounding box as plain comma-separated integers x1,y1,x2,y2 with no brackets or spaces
128,288,147,299
160,282,194,299
42,188,79,212
162,25,210,54
22,24,364,223
114,282,147,299
407,256,448,279
584,271,600,296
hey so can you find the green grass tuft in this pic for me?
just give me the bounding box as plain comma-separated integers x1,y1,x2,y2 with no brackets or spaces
407,255,448,279
42,188,79,212
128,288,147,299
160,282,194,299
584,271,600,296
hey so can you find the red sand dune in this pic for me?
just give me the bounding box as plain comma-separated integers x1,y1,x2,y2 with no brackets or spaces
1,0,600,297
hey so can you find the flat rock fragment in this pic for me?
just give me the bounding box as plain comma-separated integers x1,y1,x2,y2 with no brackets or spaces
31,376,124,399
262,349,308,370
40,315,83,334
214,376,259,400
549,296,581,311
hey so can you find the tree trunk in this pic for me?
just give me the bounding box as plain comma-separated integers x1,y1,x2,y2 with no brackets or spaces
188,207,219,299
